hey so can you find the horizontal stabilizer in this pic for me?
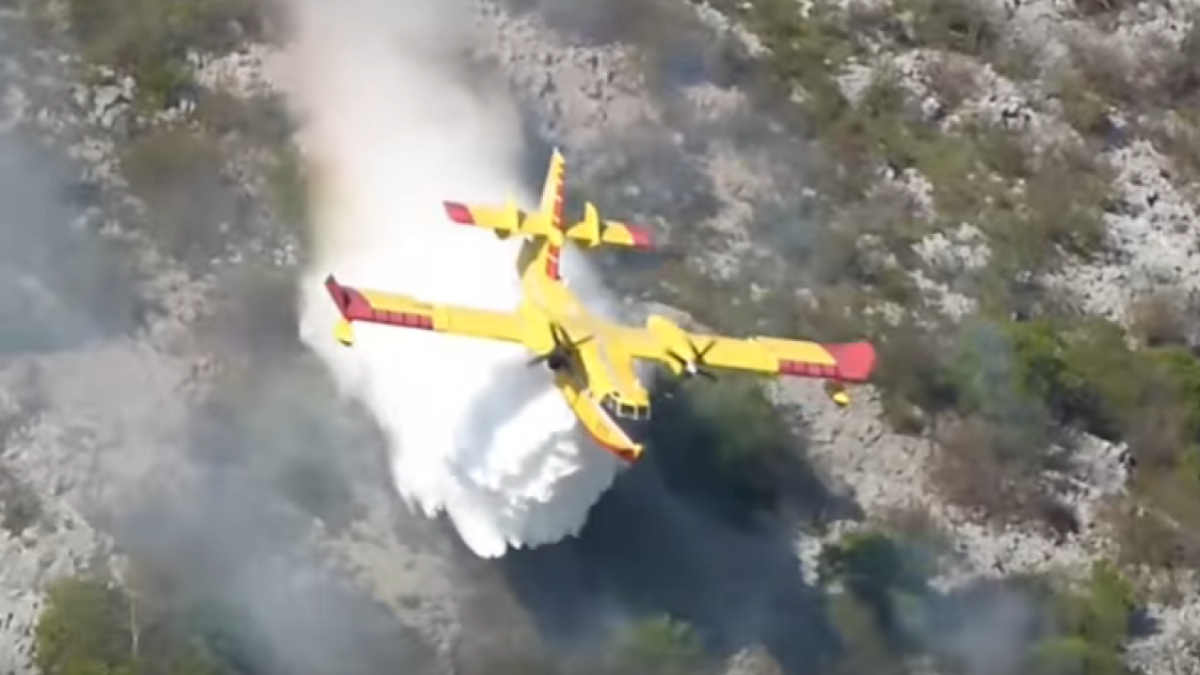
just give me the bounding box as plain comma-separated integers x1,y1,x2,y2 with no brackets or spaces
564,201,654,249
444,200,530,236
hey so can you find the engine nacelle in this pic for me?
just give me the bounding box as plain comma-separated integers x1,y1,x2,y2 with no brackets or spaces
646,315,693,375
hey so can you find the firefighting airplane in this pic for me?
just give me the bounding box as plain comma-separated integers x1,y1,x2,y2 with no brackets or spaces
323,149,877,463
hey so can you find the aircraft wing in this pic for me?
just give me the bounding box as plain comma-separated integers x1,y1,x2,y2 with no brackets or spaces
441,149,566,238
592,217,653,248
613,326,876,383
324,275,525,346
563,202,654,249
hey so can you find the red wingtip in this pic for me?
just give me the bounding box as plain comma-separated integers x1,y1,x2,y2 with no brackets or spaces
324,274,351,316
443,201,474,224
626,225,654,249
824,342,877,383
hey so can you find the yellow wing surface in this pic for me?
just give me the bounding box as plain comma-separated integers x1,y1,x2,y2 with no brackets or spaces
441,148,654,250
324,275,524,347
612,315,877,383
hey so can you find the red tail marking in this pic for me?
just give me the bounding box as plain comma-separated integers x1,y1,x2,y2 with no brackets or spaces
552,168,566,227
444,202,474,225
545,245,561,280
626,225,654,249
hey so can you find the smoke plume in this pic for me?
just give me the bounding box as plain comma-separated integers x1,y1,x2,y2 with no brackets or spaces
279,0,624,557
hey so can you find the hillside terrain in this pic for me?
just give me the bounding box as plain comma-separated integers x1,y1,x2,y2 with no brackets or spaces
0,1,1198,675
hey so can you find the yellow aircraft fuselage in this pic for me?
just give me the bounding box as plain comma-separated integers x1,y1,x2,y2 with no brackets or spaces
513,235,653,462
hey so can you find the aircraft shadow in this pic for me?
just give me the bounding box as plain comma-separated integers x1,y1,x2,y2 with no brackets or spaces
497,380,862,674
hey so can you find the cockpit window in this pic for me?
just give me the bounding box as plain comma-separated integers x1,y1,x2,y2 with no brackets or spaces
601,394,650,421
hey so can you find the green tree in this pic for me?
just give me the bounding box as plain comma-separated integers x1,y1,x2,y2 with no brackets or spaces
163,643,226,675
1027,637,1128,675
1025,563,1136,675
34,573,249,675
65,0,260,110
610,615,706,675
818,531,933,651
35,578,136,675
1051,562,1135,649
823,593,907,675
648,375,803,520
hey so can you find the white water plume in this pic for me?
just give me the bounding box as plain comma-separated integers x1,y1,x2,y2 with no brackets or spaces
279,0,624,556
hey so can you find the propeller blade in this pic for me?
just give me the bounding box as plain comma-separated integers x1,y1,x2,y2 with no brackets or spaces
699,369,718,381
695,339,717,360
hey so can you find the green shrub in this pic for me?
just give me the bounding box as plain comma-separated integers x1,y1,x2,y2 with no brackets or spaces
649,375,812,521
873,321,960,434
120,125,233,263
1025,563,1137,675
1159,17,1200,109
36,572,259,675
819,531,935,659
1050,563,1135,647
923,54,981,111
267,143,310,236
824,592,908,675
929,415,1064,525
1109,502,1200,570
819,531,933,599
1051,69,1115,141
1129,291,1192,348
65,0,262,110
1027,638,1129,675
610,616,706,675
35,578,135,675
194,90,294,147
899,0,1003,57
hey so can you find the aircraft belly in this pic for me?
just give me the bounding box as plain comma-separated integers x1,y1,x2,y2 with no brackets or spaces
551,373,637,456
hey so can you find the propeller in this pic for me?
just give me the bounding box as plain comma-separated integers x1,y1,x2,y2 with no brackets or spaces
666,337,718,381
527,323,592,370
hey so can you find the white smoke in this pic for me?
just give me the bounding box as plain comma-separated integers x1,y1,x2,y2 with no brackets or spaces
278,0,624,556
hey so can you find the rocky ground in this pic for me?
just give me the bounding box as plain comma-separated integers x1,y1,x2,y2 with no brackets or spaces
2,0,1200,674
474,0,1200,671
0,5,465,674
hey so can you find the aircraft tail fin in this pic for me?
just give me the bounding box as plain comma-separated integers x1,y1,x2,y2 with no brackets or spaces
533,148,654,251
441,149,565,241
441,147,653,264
538,148,567,231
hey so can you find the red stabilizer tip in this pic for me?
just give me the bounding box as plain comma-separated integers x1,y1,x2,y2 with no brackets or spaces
324,275,349,315
443,201,473,224
627,225,654,249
